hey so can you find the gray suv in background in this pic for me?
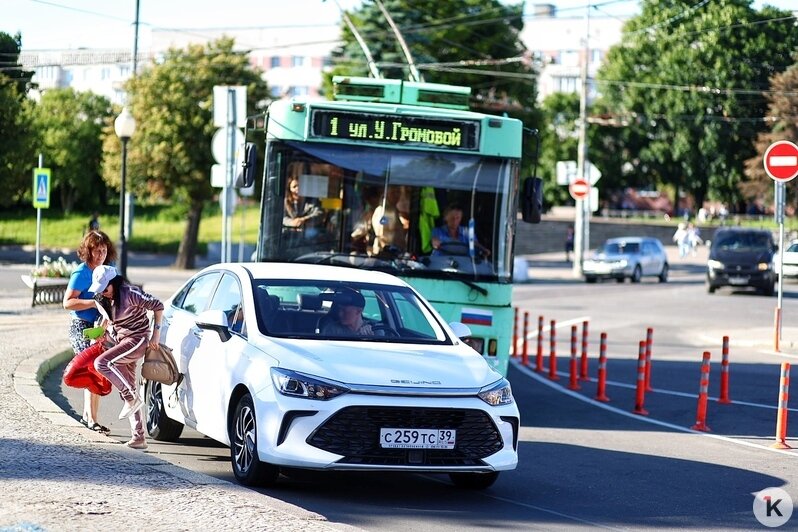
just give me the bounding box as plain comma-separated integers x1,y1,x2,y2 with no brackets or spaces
706,227,776,295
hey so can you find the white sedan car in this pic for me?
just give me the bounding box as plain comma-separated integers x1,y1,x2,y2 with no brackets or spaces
145,263,518,489
774,240,798,278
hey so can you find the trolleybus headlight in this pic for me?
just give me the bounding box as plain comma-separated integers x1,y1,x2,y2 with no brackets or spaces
478,378,514,406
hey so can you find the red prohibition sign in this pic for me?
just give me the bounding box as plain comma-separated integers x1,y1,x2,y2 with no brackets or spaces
569,178,590,200
763,140,798,182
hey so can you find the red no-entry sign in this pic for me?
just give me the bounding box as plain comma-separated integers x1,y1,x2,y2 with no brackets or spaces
569,178,590,200
764,140,798,182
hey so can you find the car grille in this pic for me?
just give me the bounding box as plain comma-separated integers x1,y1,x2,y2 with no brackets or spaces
307,406,503,466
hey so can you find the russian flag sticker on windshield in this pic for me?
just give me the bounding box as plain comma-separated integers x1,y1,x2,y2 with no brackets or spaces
461,307,493,326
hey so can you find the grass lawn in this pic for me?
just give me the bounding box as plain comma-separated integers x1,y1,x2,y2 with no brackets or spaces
0,202,261,254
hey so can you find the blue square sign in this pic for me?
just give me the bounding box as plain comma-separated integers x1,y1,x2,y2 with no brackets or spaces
32,168,51,209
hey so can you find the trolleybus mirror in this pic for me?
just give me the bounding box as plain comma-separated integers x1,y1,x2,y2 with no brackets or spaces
235,142,258,188
521,176,543,224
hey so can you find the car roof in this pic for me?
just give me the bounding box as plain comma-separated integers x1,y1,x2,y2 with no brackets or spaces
198,262,409,287
604,237,656,243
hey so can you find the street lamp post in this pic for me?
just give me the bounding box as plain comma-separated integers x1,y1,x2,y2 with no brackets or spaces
114,107,136,278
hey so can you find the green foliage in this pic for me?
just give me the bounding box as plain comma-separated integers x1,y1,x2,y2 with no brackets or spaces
0,79,34,207
111,37,270,205
28,88,113,213
327,0,537,116
597,0,798,211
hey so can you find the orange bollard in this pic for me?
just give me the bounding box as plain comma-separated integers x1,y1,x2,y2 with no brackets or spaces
772,362,792,450
535,315,544,372
633,341,648,415
580,320,589,381
548,319,559,380
521,311,529,366
718,336,731,404
692,351,712,432
569,325,581,390
595,332,610,402
644,327,654,392
512,307,518,357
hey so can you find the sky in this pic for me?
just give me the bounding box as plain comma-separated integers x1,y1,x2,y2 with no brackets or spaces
7,0,795,51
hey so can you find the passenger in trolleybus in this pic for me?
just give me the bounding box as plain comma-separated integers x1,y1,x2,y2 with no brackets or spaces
264,143,511,280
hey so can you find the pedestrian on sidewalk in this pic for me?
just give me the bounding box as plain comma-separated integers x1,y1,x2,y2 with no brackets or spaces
62,230,117,433
672,222,689,258
87,265,163,449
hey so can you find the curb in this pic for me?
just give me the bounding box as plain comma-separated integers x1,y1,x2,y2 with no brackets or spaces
12,349,345,528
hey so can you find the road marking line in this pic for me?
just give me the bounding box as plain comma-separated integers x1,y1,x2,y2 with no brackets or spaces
512,359,798,459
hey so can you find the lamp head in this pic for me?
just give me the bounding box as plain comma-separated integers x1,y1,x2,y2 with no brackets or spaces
114,107,136,140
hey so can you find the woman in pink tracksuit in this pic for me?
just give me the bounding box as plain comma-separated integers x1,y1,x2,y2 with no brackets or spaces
88,265,164,449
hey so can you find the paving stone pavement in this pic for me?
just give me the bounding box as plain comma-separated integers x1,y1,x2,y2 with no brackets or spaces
0,258,354,532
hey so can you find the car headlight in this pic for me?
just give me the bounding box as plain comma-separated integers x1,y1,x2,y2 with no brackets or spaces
270,368,350,400
708,259,724,270
758,262,771,271
478,378,514,406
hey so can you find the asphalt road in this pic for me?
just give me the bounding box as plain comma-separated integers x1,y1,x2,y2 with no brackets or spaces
41,248,798,530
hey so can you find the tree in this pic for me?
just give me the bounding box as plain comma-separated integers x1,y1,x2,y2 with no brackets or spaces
108,38,269,269
742,63,798,213
326,0,540,172
597,0,798,212
27,88,112,213
0,32,35,207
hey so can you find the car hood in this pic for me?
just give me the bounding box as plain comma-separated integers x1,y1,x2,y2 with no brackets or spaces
711,249,772,263
252,337,501,389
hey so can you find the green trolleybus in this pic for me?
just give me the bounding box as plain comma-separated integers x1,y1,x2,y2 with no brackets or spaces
241,76,540,376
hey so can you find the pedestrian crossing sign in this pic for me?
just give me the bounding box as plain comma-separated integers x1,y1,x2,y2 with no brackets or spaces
32,168,51,209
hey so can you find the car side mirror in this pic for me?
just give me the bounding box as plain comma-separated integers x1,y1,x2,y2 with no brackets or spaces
196,309,233,342
449,321,473,340
234,142,257,189
521,176,543,224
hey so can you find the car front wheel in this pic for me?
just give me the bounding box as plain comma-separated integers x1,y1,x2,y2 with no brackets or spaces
230,393,279,487
144,380,183,442
659,264,669,283
449,471,499,490
631,265,642,283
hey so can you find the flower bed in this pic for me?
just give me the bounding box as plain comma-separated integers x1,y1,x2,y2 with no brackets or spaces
20,256,78,307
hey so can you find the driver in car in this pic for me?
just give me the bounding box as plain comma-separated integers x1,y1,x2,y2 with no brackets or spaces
430,203,491,258
320,290,375,337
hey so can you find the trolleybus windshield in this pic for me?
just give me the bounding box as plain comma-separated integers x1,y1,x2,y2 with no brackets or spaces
257,141,518,283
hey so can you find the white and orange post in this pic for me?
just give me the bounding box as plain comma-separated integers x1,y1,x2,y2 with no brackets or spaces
595,332,610,402
633,341,648,415
644,327,654,392
535,315,544,373
718,336,731,405
580,320,589,381
549,319,559,381
692,351,711,432
569,325,580,390
521,311,529,367
772,362,792,450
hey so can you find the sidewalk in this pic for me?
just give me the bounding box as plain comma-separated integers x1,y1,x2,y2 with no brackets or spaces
0,259,352,531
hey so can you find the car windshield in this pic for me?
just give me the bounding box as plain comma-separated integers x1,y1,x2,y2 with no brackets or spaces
602,242,640,254
252,279,449,343
715,233,771,251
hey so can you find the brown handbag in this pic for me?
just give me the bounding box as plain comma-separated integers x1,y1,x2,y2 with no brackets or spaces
142,343,182,386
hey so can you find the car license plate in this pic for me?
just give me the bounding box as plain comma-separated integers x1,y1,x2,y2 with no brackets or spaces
728,276,748,285
379,428,456,449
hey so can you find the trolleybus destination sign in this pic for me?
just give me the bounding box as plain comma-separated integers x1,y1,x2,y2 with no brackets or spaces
310,109,480,150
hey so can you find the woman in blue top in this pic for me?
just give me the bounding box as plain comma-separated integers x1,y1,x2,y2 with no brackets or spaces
62,230,117,432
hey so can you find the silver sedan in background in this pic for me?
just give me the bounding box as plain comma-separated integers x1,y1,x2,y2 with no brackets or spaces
583,237,669,283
